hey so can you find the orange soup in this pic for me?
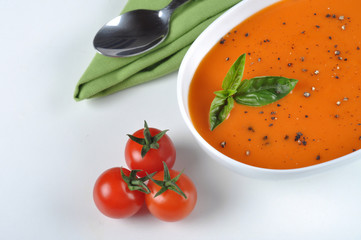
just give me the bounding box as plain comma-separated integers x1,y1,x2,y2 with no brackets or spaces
188,0,361,169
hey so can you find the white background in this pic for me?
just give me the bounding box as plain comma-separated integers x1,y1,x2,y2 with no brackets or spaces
1,0,361,239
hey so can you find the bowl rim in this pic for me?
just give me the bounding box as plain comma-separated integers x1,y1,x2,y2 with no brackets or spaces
177,0,361,176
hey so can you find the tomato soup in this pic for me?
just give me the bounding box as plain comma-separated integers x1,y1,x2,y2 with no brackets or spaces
188,0,361,169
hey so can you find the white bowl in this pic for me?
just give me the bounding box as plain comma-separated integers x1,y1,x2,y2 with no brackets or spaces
177,0,361,179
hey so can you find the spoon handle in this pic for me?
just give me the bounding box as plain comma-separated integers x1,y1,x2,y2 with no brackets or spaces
163,0,191,14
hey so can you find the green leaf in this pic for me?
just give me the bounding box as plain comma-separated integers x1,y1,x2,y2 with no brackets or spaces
127,120,169,158
120,168,152,194
209,96,234,131
138,171,156,182
150,142,159,149
141,145,150,158
143,121,152,145
152,130,168,146
208,53,298,131
208,54,245,131
154,187,167,198
168,182,187,199
234,76,298,106
163,162,171,181
126,134,146,145
171,169,184,183
148,162,187,199
147,173,164,186
222,53,246,91
214,89,237,98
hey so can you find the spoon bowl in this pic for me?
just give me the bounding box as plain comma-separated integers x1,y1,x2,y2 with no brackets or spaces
94,0,191,57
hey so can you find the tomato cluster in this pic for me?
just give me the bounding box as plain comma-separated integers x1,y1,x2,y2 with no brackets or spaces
93,121,197,222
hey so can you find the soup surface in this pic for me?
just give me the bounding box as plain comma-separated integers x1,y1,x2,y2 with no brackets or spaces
188,0,361,169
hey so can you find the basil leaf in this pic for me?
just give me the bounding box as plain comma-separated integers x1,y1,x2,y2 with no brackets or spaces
208,52,298,131
214,89,237,98
222,53,246,91
234,76,298,106
209,96,234,131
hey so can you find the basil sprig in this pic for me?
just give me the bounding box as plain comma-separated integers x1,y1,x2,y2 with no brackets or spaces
209,54,298,131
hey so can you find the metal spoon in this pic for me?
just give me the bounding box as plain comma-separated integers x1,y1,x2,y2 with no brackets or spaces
93,0,191,57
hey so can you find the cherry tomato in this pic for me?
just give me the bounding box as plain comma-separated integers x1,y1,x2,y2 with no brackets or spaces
125,122,176,178
93,167,144,218
145,169,197,222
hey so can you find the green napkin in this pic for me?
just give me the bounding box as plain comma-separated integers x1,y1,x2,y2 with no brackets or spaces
74,0,242,101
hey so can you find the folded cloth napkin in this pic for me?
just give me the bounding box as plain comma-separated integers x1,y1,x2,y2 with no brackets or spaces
74,0,242,101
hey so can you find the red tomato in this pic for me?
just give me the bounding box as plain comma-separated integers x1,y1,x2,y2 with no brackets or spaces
145,169,197,222
125,127,176,177
93,167,144,218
